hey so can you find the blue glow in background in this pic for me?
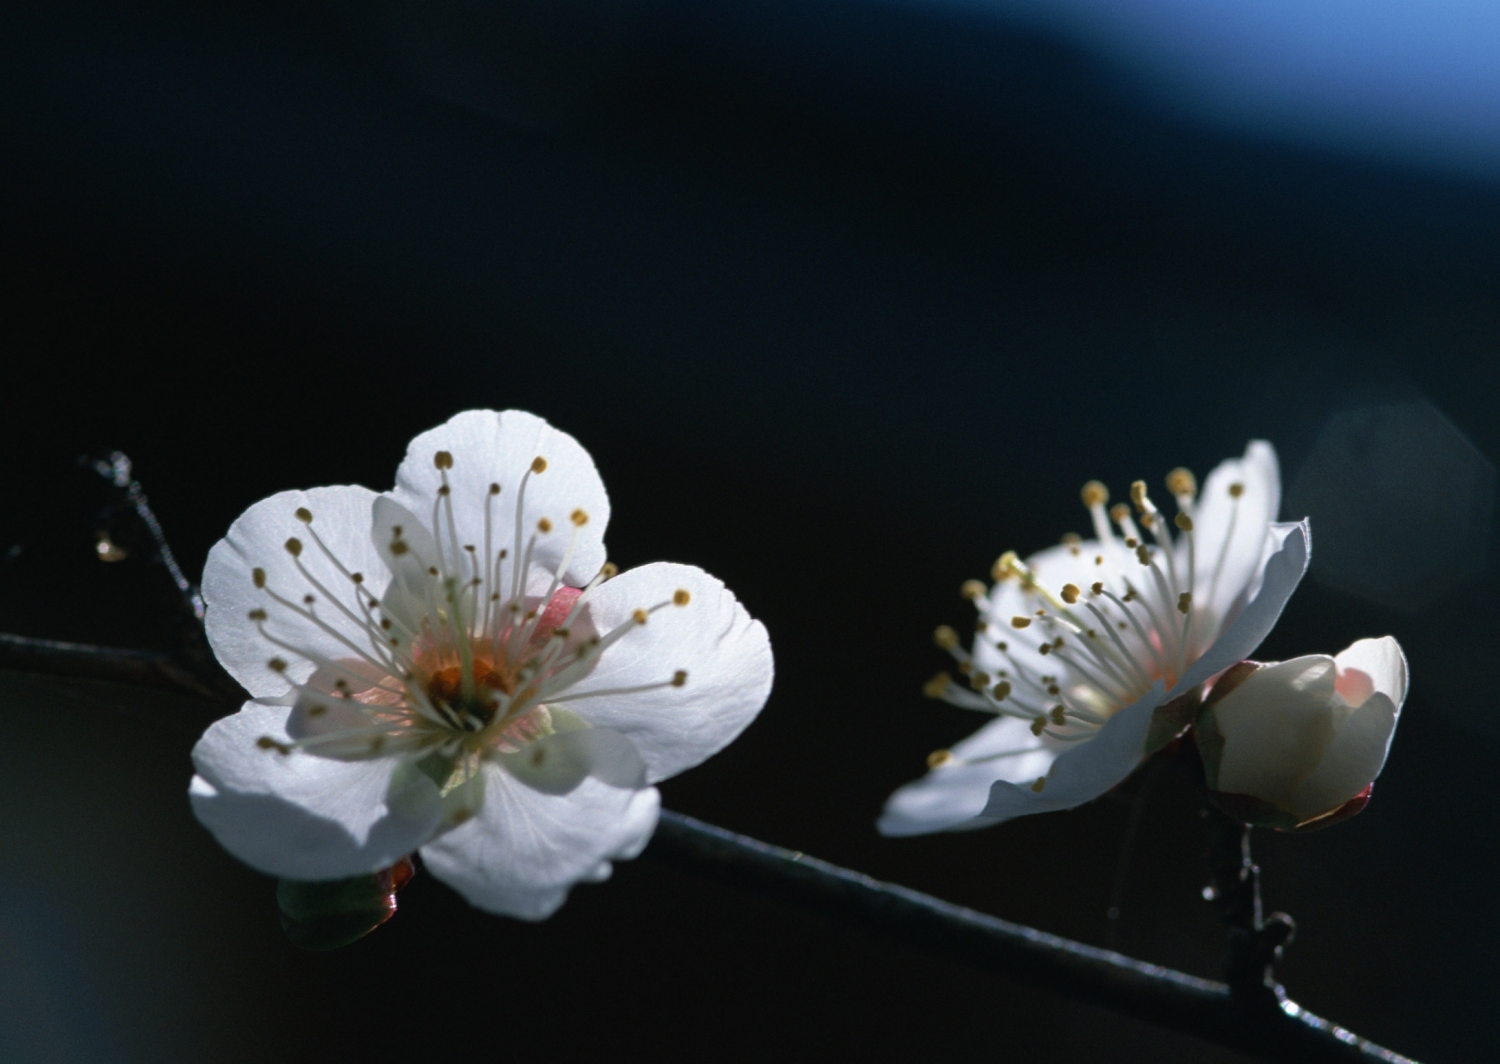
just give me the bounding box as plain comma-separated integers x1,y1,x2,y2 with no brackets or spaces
911,0,1500,177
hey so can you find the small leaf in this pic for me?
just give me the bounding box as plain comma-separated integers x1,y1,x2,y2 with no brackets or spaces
277,857,416,951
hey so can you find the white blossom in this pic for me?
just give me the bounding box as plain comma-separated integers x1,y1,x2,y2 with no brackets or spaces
190,410,773,919
880,442,1308,835
1195,637,1407,830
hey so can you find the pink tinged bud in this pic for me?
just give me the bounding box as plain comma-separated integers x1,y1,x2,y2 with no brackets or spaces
1195,638,1407,831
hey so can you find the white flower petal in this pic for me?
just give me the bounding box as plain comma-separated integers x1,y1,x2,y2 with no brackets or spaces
497,727,648,794
190,702,444,880
978,680,1167,822
1287,693,1398,821
559,562,773,783
1285,638,1406,820
1190,440,1281,620
203,486,390,699
1332,635,1409,707
388,410,610,589
1175,519,1309,693
877,716,1056,836
419,765,660,920
1211,656,1340,802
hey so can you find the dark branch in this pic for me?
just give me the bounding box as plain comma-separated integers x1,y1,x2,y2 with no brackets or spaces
647,812,1412,1063
0,632,226,700
0,635,1418,1063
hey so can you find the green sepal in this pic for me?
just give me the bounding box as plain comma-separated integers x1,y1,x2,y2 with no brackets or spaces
277,858,416,951
1143,688,1201,757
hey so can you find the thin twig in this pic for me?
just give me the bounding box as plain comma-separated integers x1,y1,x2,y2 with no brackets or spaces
1105,754,1164,950
0,634,1418,1063
88,451,205,622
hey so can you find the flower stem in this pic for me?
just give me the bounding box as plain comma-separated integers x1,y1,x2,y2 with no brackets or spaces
1202,801,1297,1002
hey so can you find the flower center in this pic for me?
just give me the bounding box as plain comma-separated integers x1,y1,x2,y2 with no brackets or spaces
924,466,1247,759
245,448,692,765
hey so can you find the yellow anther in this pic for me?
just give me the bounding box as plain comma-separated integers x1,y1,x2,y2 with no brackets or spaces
992,680,1012,700
1050,705,1067,725
1109,503,1130,526
969,671,991,691
960,579,987,601
537,518,553,533
1166,467,1196,497
256,736,291,755
673,589,691,606
672,670,688,687
1011,616,1032,629
1061,583,1080,605
1229,482,1245,498
285,537,303,557
571,509,589,526
247,608,267,621
294,507,312,523
434,451,454,470
1139,512,1156,529
1125,537,1139,549
974,619,988,633
1061,532,1082,554
1178,592,1192,614
633,608,649,624
1135,544,1151,566
927,749,954,769
1038,643,1052,656
268,657,287,672
390,540,409,556
922,671,952,699
1090,581,1104,595
1030,716,1048,736
958,661,973,676
489,482,501,495
1081,481,1109,508
307,704,327,718
1031,777,1047,793
531,457,548,474
933,625,960,649
600,561,618,579
1175,512,1194,532
991,550,1021,581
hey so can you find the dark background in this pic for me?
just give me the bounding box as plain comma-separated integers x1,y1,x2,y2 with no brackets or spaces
2,1,1498,1060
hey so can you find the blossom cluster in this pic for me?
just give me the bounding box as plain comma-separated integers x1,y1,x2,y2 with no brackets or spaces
188,419,1404,927
879,442,1406,836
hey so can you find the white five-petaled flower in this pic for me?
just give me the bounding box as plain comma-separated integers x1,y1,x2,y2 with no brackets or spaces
879,441,1308,835
190,410,773,919
1195,637,1407,831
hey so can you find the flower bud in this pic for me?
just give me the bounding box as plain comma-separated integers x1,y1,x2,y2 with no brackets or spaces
1196,637,1407,831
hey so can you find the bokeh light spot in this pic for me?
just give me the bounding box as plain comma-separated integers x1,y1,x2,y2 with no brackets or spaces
1286,400,1495,613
